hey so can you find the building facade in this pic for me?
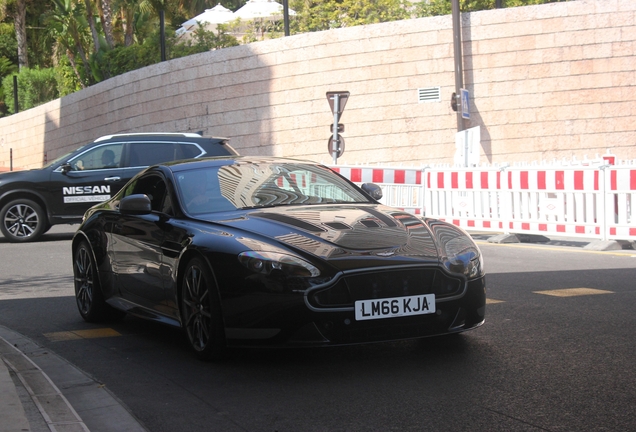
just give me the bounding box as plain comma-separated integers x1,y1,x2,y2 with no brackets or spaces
0,0,634,171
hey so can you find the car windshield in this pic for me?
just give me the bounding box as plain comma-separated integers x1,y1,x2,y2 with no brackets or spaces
44,145,87,168
175,161,371,214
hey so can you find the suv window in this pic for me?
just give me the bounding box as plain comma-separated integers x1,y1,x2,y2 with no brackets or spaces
128,142,203,167
69,144,123,171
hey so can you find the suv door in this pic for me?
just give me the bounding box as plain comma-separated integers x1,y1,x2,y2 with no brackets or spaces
48,143,132,220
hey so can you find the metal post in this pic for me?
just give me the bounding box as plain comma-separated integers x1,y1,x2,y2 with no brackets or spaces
13,76,19,113
10,148,13,171
332,95,340,165
160,11,166,62
451,0,464,132
283,0,290,36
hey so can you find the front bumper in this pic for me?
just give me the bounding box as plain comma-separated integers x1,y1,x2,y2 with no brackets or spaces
222,273,486,347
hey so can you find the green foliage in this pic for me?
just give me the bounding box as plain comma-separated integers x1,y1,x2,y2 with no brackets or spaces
0,56,17,77
0,56,18,116
1,67,58,114
92,25,239,79
54,55,83,97
170,24,239,57
290,0,409,32
96,37,161,78
0,23,18,64
414,0,571,17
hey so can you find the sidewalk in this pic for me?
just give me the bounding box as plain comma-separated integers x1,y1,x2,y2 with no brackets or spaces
0,326,148,432
469,231,636,252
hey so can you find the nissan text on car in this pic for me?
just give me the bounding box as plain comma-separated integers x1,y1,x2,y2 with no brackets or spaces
0,133,237,242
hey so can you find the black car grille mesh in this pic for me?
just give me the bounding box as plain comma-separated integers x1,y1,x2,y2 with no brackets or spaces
310,268,463,308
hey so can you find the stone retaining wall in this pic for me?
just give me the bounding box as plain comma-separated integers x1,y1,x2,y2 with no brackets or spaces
0,0,634,170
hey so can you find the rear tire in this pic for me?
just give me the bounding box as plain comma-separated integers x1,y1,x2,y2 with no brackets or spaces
0,198,47,243
180,257,226,360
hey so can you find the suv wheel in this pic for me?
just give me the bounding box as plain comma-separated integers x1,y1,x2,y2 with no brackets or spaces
0,198,47,243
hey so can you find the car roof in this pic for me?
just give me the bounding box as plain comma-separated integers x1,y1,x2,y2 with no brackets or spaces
93,132,228,143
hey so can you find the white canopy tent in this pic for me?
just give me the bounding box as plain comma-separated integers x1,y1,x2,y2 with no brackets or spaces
176,4,236,37
234,0,295,21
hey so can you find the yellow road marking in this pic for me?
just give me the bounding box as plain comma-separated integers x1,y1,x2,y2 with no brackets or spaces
533,288,613,297
44,328,121,342
486,298,505,304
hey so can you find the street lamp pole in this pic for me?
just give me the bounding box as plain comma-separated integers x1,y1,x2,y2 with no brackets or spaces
452,0,464,132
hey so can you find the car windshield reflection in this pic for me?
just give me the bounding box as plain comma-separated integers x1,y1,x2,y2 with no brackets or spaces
176,161,370,214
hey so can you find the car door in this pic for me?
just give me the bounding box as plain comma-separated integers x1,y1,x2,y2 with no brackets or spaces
110,173,172,310
48,143,133,219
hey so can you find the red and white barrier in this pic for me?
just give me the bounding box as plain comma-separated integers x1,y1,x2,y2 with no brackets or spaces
331,166,423,215
331,163,636,242
607,167,636,239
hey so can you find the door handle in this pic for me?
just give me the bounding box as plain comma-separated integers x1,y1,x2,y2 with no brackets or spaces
104,176,121,182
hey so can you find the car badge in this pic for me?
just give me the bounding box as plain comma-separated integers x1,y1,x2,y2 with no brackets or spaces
376,251,395,257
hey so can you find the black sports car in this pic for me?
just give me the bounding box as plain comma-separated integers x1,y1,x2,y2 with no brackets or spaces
72,156,486,359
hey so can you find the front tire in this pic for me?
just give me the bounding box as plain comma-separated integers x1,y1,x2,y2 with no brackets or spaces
0,198,47,243
181,257,226,360
73,241,123,322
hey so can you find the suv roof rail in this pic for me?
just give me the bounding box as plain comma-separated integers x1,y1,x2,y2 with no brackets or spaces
94,132,203,142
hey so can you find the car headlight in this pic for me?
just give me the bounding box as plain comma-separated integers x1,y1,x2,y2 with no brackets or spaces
238,251,321,278
440,235,484,279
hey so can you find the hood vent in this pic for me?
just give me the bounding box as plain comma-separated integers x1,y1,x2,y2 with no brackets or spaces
252,212,326,233
359,207,397,227
323,222,352,230
359,219,380,228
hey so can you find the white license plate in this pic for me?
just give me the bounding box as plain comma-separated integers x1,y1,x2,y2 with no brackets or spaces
355,294,436,321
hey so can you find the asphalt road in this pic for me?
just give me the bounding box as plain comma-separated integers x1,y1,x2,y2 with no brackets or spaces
1,225,635,432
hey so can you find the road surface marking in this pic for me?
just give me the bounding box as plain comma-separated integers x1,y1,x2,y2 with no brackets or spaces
533,288,613,297
44,328,121,342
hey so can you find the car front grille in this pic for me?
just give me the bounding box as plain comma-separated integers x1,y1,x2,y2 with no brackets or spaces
309,267,464,308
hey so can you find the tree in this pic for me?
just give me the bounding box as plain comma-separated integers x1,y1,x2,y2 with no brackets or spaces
0,0,29,69
44,0,93,87
83,0,102,53
290,0,409,33
100,0,116,48
414,0,571,17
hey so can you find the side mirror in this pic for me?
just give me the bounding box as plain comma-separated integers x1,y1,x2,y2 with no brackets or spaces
361,183,383,200
119,194,152,215
60,163,72,174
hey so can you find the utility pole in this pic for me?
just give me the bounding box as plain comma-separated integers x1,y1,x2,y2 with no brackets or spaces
283,0,290,36
451,0,464,132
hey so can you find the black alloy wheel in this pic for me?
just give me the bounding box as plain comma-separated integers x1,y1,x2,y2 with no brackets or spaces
181,257,226,360
73,241,122,322
0,198,47,243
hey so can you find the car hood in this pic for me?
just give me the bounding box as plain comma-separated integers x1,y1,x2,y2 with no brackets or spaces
216,204,440,265
0,168,48,188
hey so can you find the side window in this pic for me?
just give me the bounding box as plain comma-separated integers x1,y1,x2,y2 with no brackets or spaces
128,143,178,167
70,144,123,171
176,143,203,160
123,174,171,214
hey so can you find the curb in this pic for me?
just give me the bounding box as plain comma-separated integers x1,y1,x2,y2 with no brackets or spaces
0,326,148,432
